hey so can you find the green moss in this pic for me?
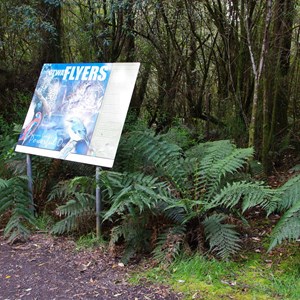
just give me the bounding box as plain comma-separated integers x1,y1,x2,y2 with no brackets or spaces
130,250,300,300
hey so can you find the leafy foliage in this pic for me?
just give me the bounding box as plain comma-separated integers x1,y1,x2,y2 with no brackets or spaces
152,225,186,263
105,130,273,260
102,171,172,263
49,176,96,235
203,214,241,259
267,174,300,251
0,176,36,242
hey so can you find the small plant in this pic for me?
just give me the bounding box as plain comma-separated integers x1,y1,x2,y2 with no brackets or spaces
76,232,105,250
35,213,54,232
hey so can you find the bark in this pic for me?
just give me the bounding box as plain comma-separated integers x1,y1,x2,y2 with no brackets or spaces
246,0,273,148
262,0,295,173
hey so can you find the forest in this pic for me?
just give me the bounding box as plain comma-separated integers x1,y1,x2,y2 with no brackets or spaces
0,1,300,299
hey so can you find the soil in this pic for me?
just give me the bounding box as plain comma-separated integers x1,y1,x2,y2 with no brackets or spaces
0,233,182,300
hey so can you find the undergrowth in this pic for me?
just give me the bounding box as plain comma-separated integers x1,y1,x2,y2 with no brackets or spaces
130,243,300,300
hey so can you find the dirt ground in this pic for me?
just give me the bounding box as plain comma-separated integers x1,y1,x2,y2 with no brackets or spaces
0,233,182,300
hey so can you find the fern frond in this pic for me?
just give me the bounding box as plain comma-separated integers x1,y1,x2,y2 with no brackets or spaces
161,199,188,224
49,177,95,234
163,157,196,198
109,217,152,264
203,214,241,259
187,140,235,162
153,225,186,263
51,215,78,235
268,199,300,251
201,147,254,200
48,176,95,202
188,140,253,201
275,174,300,212
0,178,9,189
0,176,36,242
208,181,276,213
123,130,183,169
103,172,171,222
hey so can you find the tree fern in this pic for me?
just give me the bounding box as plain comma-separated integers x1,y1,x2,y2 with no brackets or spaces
109,135,270,260
203,214,241,259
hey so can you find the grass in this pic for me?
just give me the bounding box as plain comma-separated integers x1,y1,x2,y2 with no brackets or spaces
130,243,300,300
35,213,54,232
75,232,106,250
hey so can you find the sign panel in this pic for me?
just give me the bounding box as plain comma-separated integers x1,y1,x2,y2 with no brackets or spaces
15,63,140,167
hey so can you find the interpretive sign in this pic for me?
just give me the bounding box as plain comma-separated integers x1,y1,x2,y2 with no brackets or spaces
15,63,140,167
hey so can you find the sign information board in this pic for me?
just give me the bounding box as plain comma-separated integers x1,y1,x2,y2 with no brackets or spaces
15,63,140,167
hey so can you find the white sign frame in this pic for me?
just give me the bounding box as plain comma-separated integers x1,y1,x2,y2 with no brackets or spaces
15,63,140,168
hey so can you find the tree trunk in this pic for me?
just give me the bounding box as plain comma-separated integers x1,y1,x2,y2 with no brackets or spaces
262,0,295,172
247,0,273,148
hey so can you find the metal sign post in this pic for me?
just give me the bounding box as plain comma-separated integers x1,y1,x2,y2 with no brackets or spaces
95,166,101,238
26,154,34,212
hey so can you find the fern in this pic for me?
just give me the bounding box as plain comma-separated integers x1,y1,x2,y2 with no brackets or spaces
0,176,36,242
109,216,152,264
203,214,241,259
108,134,269,260
103,172,171,222
152,225,186,264
265,174,300,251
115,130,183,173
207,181,276,213
195,144,254,201
268,199,300,251
49,176,95,234
275,174,300,211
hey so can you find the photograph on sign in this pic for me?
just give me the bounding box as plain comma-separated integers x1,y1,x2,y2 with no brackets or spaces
15,63,140,167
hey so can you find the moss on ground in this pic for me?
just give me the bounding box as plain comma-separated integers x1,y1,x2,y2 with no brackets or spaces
130,243,300,300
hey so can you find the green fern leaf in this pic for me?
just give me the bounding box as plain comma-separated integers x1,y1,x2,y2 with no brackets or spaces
0,175,36,242
203,214,241,259
208,181,275,213
276,174,300,211
268,199,300,251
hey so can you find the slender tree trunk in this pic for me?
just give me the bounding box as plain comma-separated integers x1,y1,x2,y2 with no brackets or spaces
246,0,273,148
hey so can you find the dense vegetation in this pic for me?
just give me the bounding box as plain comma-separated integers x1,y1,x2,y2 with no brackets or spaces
0,1,300,292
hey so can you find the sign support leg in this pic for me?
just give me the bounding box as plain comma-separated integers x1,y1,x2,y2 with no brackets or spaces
26,154,34,212
96,166,101,238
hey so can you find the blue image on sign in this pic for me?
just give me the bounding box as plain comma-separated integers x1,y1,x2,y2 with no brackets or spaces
17,63,112,159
